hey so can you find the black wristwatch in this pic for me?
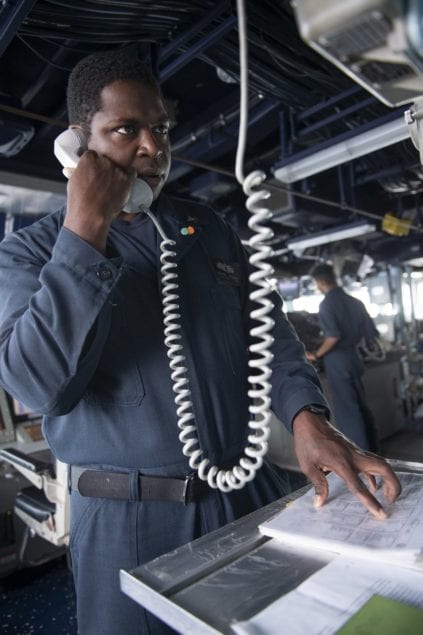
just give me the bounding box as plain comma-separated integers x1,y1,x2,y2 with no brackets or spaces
295,404,329,418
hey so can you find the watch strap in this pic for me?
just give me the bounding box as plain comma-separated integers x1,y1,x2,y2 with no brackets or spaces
295,404,329,418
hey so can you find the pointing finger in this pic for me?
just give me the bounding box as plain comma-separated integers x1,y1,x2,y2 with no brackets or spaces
334,462,397,519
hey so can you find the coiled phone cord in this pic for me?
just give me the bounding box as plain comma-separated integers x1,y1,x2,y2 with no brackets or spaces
145,0,275,492
145,196,273,493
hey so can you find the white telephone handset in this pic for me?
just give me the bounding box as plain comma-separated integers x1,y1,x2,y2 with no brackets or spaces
54,128,153,213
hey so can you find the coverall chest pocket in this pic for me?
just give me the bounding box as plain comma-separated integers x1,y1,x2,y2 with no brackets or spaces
84,302,145,406
210,285,245,375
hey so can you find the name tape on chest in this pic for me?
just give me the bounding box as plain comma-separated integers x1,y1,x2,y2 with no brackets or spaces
214,260,241,285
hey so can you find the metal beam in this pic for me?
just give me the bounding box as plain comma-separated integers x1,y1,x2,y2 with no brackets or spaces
159,0,231,62
0,0,37,57
159,16,236,82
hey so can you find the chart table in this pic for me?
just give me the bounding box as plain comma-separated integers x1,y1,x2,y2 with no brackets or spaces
120,459,423,634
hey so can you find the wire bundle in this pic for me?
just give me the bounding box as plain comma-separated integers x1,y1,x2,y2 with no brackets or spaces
19,0,220,43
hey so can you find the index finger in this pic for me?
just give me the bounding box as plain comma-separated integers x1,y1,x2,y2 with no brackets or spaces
335,457,401,519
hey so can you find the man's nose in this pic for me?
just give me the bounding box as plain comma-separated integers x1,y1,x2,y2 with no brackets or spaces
136,129,160,157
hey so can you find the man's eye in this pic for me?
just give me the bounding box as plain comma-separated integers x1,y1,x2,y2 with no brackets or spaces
115,125,135,135
153,125,169,136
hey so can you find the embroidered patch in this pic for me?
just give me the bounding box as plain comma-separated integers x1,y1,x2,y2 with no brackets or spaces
214,260,241,285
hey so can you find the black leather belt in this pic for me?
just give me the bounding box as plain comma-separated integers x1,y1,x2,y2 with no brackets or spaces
70,466,211,504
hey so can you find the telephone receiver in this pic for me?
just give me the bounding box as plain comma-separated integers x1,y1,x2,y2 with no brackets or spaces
54,128,154,213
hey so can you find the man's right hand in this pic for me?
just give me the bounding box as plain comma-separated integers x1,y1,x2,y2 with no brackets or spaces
64,150,136,253
292,410,402,520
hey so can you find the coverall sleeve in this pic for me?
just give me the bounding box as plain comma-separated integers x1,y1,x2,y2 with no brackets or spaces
363,308,379,340
231,230,329,430
0,222,123,415
318,299,341,338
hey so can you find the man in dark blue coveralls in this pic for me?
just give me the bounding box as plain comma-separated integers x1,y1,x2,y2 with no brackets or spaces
0,50,400,635
308,264,379,452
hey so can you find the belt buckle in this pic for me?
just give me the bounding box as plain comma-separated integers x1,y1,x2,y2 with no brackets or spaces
182,473,195,505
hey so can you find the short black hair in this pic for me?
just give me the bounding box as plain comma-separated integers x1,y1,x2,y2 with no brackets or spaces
311,263,337,285
67,48,160,129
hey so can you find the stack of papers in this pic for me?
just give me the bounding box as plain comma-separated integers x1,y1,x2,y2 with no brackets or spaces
259,472,423,568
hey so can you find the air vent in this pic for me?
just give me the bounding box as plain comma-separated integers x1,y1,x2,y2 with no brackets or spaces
324,11,391,58
292,0,423,107
359,60,414,83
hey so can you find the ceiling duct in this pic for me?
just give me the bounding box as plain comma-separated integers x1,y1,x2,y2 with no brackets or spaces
292,0,423,107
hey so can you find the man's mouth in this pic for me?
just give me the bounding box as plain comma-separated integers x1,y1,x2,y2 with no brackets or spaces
138,172,162,187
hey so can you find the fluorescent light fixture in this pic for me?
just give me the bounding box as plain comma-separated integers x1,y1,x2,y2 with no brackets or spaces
287,220,376,252
274,117,411,184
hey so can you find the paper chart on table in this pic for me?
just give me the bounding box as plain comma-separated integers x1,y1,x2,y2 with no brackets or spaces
259,472,423,567
231,555,423,635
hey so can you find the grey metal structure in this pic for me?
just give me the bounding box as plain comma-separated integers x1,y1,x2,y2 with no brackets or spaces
120,458,423,635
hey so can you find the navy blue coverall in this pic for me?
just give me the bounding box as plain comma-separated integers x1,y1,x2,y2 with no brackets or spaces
318,286,379,452
0,194,328,634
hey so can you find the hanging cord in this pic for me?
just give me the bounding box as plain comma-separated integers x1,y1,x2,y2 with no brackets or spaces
233,0,275,478
145,0,274,492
